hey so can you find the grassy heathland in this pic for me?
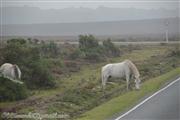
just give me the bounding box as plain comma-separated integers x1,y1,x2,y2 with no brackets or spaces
0,45,179,119
76,67,180,120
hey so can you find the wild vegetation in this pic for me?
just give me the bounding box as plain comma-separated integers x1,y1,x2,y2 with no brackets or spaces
0,35,120,102
0,36,179,119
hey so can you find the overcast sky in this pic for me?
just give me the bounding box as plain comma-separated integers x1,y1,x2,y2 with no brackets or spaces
0,0,179,24
1,0,179,9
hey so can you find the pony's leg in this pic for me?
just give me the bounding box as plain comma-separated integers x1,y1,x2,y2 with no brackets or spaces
102,75,108,97
102,75,107,90
126,74,130,91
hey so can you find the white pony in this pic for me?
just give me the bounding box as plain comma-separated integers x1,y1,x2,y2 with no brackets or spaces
0,63,23,84
101,59,141,90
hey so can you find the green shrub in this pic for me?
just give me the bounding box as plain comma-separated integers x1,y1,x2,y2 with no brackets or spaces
79,35,99,50
24,60,55,89
84,48,104,62
7,38,27,45
68,49,82,60
0,77,28,102
78,35,105,62
40,41,60,58
103,38,120,57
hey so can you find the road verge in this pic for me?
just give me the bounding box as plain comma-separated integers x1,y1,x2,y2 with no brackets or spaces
76,67,180,120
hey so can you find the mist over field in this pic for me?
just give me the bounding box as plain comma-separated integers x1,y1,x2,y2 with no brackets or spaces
1,4,179,39
2,17,179,37
1,6,178,24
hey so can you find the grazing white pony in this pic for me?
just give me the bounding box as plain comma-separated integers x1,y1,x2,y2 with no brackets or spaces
0,63,23,84
101,59,141,90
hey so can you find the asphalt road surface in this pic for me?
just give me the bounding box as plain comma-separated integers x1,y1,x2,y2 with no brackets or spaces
113,77,180,120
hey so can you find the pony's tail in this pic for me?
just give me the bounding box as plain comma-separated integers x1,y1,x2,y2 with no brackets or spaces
13,64,21,80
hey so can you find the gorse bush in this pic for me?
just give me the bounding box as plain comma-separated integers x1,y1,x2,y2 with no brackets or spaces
68,49,82,59
26,60,55,89
40,41,60,58
0,77,28,102
84,47,105,61
103,38,120,57
78,35,105,62
79,35,99,50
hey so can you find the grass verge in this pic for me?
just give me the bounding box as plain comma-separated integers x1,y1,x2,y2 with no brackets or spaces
76,67,180,120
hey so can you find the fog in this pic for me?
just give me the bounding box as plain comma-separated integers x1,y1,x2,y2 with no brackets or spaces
1,0,179,24
0,0,179,37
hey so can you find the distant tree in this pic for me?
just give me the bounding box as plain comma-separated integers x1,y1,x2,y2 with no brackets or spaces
79,35,99,50
40,41,60,58
27,37,32,43
33,38,40,44
103,38,120,57
49,41,59,57
7,38,27,45
78,35,104,61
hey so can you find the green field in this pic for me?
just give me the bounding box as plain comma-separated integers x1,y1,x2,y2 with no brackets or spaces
0,44,179,120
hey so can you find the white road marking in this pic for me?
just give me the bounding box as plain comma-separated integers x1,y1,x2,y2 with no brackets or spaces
114,77,180,120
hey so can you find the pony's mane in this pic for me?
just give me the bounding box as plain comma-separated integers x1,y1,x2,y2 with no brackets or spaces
124,59,140,77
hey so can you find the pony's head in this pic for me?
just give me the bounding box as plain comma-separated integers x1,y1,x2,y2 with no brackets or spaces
125,60,141,90
135,77,141,90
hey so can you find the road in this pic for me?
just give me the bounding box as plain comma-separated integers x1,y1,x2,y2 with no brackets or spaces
113,77,180,120
56,41,180,45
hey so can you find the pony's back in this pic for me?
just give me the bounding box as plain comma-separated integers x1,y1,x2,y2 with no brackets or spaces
0,63,21,80
0,63,13,75
0,63,23,84
0,63,11,70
